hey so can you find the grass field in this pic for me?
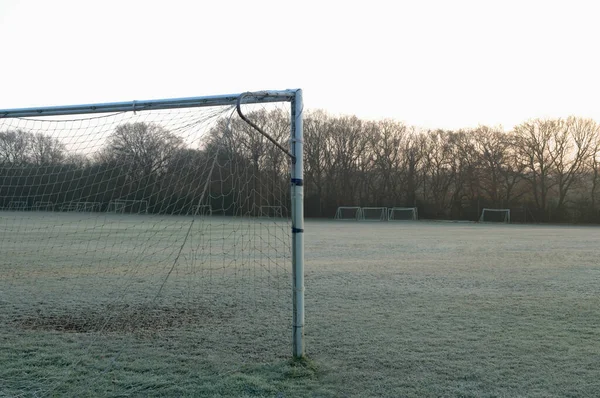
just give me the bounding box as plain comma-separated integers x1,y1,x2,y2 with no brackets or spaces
1,213,600,397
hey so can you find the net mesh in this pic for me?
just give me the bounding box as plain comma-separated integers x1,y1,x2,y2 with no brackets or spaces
0,102,293,396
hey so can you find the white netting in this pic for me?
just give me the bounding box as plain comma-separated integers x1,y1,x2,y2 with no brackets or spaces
0,102,293,396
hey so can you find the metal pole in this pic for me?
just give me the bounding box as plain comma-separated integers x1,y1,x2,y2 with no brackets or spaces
0,90,297,118
291,89,305,358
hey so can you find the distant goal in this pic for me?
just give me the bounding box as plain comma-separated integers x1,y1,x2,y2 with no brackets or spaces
61,202,101,212
361,207,388,221
107,200,149,214
191,204,212,216
34,201,54,211
479,208,510,223
334,206,362,220
388,207,418,221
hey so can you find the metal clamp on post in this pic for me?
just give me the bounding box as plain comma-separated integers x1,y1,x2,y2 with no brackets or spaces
291,178,303,186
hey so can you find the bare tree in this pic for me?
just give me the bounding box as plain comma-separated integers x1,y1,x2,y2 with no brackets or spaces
369,119,408,205
30,133,66,165
421,130,455,216
550,117,597,212
328,115,369,207
0,129,31,166
104,122,184,181
304,110,333,215
513,119,557,216
591,133,600,210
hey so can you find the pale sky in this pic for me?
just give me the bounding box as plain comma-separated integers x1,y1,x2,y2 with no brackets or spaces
1,0,599,130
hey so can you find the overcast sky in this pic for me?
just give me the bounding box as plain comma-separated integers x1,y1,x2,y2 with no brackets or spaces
1,0,599,130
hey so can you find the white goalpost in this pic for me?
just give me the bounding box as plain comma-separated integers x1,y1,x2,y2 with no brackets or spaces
388,207,418,221
334,206,363,220
479,208,511,223
361,207,388,221
0,89,305,395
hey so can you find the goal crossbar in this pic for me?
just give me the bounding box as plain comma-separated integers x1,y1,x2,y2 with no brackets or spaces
0,91,298,118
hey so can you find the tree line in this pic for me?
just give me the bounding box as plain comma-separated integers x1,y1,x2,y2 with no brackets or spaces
303,112,600,223
1,109,599,223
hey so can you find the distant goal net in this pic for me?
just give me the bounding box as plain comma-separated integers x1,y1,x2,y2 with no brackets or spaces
388,207,418,221
334,206,362,220
61,201,102,212
479,208,511,223
107,199,149,214
190,204,212,216
361,207,388,221
0,90,305,396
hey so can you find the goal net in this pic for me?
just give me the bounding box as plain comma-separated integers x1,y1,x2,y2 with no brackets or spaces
479,208,511,223
388,207,418,221
7,200,28,210
191,204,212,216
361,207,388,221
259,205,284,218
33,201,54,211
107,199,149,214
0,90,304,396
334,206,362,220
61,201,101,212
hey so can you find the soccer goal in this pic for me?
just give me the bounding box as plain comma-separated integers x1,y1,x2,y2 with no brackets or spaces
388,207,418,221
361,207,388,221
479,208,511,223
60,202,80,212
334,206,363,220
33,201,54,211
191,204,212,216
62,201,101,212
107,199,149,214
259,205,284,218
0,89,305,396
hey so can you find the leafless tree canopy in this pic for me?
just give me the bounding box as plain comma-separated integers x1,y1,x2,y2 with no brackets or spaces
1,112,600,223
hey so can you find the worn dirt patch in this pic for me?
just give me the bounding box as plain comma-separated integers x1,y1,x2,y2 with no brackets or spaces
14,302,233,334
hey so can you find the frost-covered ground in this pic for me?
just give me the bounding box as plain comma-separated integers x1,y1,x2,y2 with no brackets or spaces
1,214,599,397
